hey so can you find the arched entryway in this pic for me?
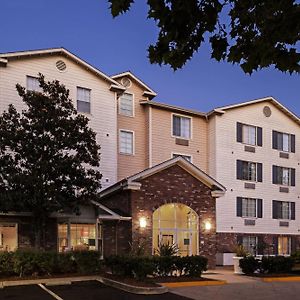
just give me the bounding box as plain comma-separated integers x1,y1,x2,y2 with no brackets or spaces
153,203,199,256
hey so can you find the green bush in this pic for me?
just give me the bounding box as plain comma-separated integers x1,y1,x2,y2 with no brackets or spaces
291,250,300,264
0,252,14,276
183,255,208,277
240,255,294,275
261,256,294,274
105,255,208,280
73,251,101,274
240,256,259,274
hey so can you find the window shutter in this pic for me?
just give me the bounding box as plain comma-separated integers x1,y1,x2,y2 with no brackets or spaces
237,160,243,180
291,202,295,220
257,199,263,218
272,165,278,184
257,127,263,146
237,235,243,246
257,236,264,255
291,168,296,186
272,131,278,149
273,237,278,255
236,197,243,217
291,237,297,254
272,201,278,219
237,122,243,143
257,163,263,182
291,134,296,153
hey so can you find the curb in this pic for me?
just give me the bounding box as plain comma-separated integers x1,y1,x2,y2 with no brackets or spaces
160,280,227,288
0,275,100,288
98,278,168,295
263,276,300,282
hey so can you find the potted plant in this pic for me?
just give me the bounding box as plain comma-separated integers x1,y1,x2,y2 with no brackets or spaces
233,245,248,274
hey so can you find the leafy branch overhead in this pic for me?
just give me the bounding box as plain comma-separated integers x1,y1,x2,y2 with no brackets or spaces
108,0,300,74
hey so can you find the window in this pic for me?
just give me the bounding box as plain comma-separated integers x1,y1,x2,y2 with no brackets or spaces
278,236,291,255
237,160,263,182
26,76,42,92
273,200,295,220
237,122,262,146
172,153,192,162
272,166,295,186
172,115,191,139
119,93,134,117
273,130,295,153
237,197,262,218
77,87,91,113
0,223,18,251
242,236,257,255
58,223,98,252
119,130,133,155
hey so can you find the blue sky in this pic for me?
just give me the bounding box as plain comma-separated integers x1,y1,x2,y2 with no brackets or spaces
1,0,299,114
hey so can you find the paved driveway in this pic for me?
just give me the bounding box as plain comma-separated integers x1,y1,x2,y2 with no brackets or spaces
0,281,190,300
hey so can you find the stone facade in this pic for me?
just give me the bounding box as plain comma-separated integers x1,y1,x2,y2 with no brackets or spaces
101,164,218,268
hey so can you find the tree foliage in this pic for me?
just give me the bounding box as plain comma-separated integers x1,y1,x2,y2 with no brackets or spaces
108,0,300,74
0,75,102,248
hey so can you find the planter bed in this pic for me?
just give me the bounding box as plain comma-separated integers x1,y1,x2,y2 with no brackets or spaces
155,276,214,283
0,273,98,281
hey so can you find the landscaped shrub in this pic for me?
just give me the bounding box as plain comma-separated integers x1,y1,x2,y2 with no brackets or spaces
105,255,208,280
239,256,259,274
0,252,14,276
182,255,208,277
261,256,294,274
155,243,179,256
291,250,300,264
73,251,102,274
240,255,294,275
0,250,102,277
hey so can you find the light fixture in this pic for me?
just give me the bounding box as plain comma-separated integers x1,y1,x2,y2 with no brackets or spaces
139,217,147,228
204,221,212,231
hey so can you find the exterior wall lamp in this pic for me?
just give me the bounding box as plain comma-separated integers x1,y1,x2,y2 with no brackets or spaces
139,217,147,228
204,221,212,231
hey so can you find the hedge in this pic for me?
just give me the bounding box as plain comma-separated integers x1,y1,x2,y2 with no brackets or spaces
0,250,101,277
105,255,208,280
240,255,294,275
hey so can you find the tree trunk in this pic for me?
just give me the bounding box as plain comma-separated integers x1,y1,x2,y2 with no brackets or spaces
33,214,47,250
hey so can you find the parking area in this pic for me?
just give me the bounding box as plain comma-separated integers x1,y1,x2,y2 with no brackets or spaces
0,281,190,300
171,281,300,300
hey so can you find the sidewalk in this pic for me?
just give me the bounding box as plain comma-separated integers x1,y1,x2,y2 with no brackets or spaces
203,267,258,283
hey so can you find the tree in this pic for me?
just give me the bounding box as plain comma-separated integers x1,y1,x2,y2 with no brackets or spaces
0,75,102,249
109,0,300,74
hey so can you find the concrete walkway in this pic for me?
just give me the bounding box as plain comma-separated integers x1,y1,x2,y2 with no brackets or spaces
170,268,300,300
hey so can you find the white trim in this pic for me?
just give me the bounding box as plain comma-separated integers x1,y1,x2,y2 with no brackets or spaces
149,106,153,168
171,113,193,140
119,129,135,155
118,92,135,117
128,156,226,192
0,48,124,90
171,152,193,163
111,71,157,96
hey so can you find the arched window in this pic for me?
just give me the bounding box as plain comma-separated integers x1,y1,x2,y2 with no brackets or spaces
153,203,199,256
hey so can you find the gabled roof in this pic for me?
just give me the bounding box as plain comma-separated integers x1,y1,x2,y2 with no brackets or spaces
140,100,206,117
100,157,226,199
207,96,300,126
0,48,125,92
111,71,157,99
91,200,131,221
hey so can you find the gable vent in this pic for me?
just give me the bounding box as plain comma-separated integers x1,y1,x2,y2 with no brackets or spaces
121,77,132,88
56,60,67,71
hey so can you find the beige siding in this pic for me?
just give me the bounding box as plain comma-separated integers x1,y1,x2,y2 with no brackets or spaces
116,79,149,180
0,55,117,189
212,102,300,235
151,108,208,172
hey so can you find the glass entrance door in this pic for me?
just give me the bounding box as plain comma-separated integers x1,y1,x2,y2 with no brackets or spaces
153,203,199,256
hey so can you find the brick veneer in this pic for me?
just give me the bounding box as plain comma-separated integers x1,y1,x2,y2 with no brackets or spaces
101,164,218,268
216,232,300,255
